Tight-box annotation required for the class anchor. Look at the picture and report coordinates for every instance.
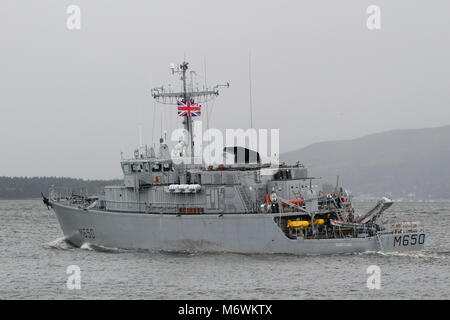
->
[41,192,52,210]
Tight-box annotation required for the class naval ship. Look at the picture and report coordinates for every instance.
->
[43,61,425,254]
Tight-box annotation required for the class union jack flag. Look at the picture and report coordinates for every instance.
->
[177,101,201,117]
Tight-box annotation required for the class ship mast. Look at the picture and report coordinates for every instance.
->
[151,61,229,163]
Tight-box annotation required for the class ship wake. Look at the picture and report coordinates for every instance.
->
[360,250,447,260]
[80,242,122,253]
[47,237,76,250]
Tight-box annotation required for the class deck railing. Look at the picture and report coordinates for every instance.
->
[378,221,424,234]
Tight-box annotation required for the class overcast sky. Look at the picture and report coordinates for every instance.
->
[1,0,449,179]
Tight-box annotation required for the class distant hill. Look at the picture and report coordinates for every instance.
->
[282,125,450,200]
[0,177,122,199]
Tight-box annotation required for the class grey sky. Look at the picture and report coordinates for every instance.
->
[1,0,449,179]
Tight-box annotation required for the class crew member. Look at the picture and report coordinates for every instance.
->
[270,188,278,213]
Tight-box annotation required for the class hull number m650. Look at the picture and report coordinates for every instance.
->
[393,234,425,247]
[79,228,95,239]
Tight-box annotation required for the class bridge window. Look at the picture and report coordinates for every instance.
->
[122,163,131,174]
[152,163,161,172]
[132,163,144,172]
[163,163,172,171]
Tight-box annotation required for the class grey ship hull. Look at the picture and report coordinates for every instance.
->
[52,202,425,254]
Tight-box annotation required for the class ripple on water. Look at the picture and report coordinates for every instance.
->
[1,199,450,299]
